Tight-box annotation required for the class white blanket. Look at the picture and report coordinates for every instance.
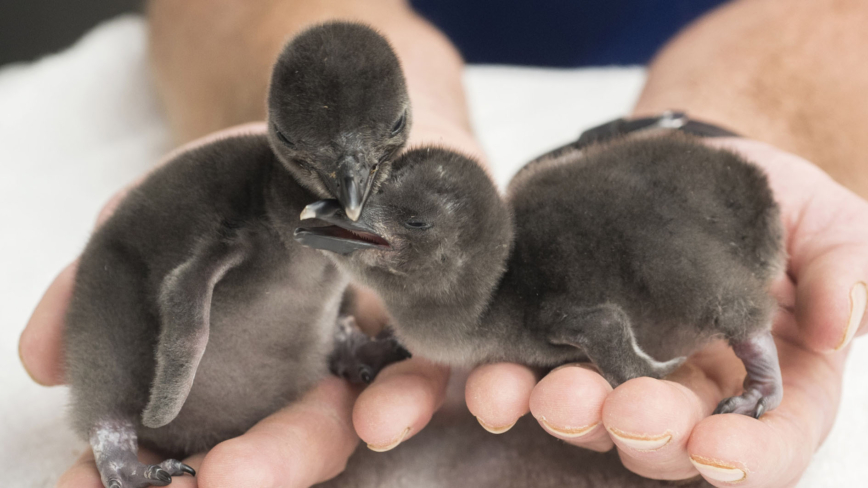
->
[0,16,864,487]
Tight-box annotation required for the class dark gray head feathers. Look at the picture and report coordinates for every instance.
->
[268,22,411,219]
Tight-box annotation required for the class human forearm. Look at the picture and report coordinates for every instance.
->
[148,0,482,158]
[633,0,868,197]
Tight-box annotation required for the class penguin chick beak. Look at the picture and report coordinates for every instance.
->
[294,199,390,255]
[335,158,371,221]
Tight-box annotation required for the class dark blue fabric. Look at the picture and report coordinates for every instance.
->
[409,0,728,67]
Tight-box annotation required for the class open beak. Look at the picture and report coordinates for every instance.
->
[294,199,390,255]
[335,156,372,221]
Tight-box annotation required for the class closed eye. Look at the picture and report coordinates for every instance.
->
[273,125,294,147]
[403,220,432,230]
[391,111,407,136]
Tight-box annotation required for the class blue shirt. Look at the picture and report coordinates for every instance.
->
[410,0,728,66]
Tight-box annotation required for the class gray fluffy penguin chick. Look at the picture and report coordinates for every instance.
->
[64,21,412,488]
[65,135,348,488]
[268,22,411,221]
[296,134,785,419]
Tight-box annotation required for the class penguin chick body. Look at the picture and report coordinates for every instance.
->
[297,134,785,418]
[65,134,346,486]
[64,21,413,488]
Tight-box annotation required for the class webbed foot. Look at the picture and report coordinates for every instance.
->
[90,419,195,488]
[102,459,195,488]
[713,331,782,418]
[330,315,411,384]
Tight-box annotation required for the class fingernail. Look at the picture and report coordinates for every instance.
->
[476,416,517,434]
[690,455,747,483]
[837,281,867,350]
[537,417,599,438]
[367,426,410,452]
[606,426,672,451]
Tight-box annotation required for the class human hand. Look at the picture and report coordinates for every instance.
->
[462,138,867,487]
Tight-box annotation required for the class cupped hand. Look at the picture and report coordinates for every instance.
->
[464,138,867,487]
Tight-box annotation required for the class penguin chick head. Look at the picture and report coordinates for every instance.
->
[268,21,411,221]
[295,147,513,296]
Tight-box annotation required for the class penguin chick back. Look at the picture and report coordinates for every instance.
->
[504,133,784,358]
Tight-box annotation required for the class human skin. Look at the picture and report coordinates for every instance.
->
[19,0,868,487]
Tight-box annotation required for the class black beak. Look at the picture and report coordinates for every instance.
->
[335,155,371,222]
[294,199,390,255]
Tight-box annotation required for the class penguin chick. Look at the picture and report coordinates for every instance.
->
[296,135,785,419]
[295,147,513,366]
[64,135,400,488]
[268,22,411,221]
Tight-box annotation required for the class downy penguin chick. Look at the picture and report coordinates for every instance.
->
[64,21,412,488]
[296,135,785,419]
[268,22,411,221]
[65,136,342,488]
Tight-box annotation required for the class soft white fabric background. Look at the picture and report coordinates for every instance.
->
[1,16,865,487]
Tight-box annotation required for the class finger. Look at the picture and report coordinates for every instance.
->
[687,339,845,487]
[56,450,103,488]
[602,363,723,479]
[529,363,614,452]
[57,448,203,488]
[708,138,868,351]
[19,261,77,386]
[465,363,537,434]
[199,377,359,488]
[795,247,868,351]
[352,357,449,452]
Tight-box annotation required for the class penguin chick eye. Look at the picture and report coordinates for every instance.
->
[390,111,407,136]
[403,220,432,230]
[274,127,294,147]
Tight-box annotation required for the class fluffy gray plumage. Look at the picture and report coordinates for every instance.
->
[268,22,411,220]
[65,135,345,486]
[64,21,412,488]
[297,133,785,418]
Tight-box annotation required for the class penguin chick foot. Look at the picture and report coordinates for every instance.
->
[713,331,783,418]
[104,460,194,488]
[329,315,411,384]
[547,303,686,387]
[90,419,195,488]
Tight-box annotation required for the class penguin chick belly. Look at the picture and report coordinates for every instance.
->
[137,242,347,455]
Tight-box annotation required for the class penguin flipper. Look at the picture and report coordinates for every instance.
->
[141,236,250,429]
[547,303,685,387]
